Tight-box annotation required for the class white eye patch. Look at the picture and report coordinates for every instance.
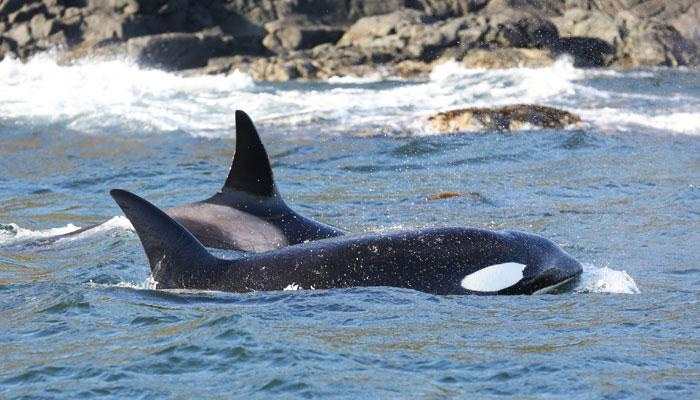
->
[460,262,526,292]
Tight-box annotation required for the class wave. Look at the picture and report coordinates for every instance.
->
[581,108,700,135]
[2,53,697,137]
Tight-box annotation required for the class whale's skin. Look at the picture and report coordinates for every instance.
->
[111,189,582,296]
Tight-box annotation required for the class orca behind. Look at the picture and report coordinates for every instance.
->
[111,189,583,296]
[45,110,344,252]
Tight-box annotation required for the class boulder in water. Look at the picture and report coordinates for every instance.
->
[429,105,582,132]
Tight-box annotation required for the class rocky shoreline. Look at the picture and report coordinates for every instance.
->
[1,1,698,81]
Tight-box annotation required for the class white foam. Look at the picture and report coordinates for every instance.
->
[87,275,157,290]
[54,216,134,243]
[460,262,526,292]
[0,54,255,135]
[575,263,640,294]
[0,222,81,245]
[579,108,700,135]
[2,52,697,136]
[326,73,384,84]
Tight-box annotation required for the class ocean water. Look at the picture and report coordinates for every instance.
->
[0,54,698,399]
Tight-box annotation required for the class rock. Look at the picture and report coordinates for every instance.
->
[0,0,25,20]
[671,2,700,47]
[392,59,433,78]
[461,48,554,69]
[553,8,619,45]
[414,0,489,18]
[338,9,429,47]
[481,9,560,49]
[82,12,128,43]
[429,105,582,132]
[553,8,698,67]
[263,18,344,53]
[29,13,57,39]
[5,23,32,47]
[427,191,462,201]
[127,32,235,70]
[7,2,47,25]
[616,14,698,67]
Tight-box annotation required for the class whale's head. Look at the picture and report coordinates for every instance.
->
[459,230,583,295]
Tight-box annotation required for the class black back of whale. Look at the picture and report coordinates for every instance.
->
[49,111,343,251]
[111,189,582,296]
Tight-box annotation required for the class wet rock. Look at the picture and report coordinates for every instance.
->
[127,31,235,70]
[461,48,554,69]
[429,105,582,132]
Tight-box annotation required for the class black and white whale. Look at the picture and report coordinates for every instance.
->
[111,189,583,295]
[49,110,343,251]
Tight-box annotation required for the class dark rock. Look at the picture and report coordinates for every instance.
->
[0,0,26,21]
[8,2,47,25]
[126,31,236,70]
[263,17,344,53]
[429,104,582,132]
[483,9,560,49]
[559,37,614,67]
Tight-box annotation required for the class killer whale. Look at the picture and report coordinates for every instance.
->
[111,189,583,295]
[48,110,344,251]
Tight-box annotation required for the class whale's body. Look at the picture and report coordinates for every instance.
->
[50,111,343,251]
[111,189,582,296]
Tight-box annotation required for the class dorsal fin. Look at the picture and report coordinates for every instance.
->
[110,189,220,288]
[223,110,277,197]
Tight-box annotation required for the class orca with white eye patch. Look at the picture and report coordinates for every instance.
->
[111,189,583,296]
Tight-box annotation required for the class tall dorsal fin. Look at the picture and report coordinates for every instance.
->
[223,110,277,197]
[110,189,220,288]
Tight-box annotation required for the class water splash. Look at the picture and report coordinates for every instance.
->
[2,53,697,136]
[56,216,133,243]
[575,263,640,294]
[0,222,81,245]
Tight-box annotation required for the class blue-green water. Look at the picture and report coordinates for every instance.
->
[0,56,698,398]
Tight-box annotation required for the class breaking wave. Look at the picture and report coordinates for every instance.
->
[2,53,697,137]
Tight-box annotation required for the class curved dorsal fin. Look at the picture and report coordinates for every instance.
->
[110,189,220,288]
[223,110,277,197]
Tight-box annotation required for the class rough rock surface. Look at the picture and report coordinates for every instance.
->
[0,0,697,78]
[429,105,582,132]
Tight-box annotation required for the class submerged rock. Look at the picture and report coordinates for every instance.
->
[429,105,582,132]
